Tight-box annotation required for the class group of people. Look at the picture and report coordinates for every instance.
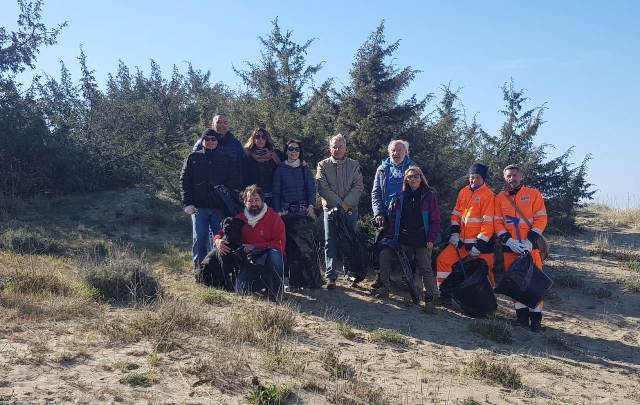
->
[180,113,548,332]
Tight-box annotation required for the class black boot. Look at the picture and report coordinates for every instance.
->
[371,273,383,289]
[512,308,530,327]
[530,312,543,332]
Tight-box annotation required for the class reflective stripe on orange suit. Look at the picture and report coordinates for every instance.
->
[436,245,495,287]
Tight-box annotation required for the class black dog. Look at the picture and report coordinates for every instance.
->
[199,217,245,290]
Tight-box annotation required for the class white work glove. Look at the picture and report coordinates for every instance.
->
[520,239,533,253]
[505,238,525,254]
[449,233,460,246]
[470,246,481,257]
[184,205,197,215]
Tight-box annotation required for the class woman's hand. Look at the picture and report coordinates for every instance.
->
[374,215,385,227]
[307,206,317,220]
[243,244,255,253]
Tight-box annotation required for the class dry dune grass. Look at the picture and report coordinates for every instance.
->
[2,189,640,404]
[585,204,640,229]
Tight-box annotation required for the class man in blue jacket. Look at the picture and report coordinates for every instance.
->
[371,139,416,227]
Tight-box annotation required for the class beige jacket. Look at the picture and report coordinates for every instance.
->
[315,157,364,211]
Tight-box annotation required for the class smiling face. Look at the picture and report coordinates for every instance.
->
[405,170,422,191]
[329,139,346,160]
[286,142,301,161]
[504,168,523,190]
[212,115,230,135]
[202,135,218,150]
[244,191,264,215]
[253,131,267,148]
[390,143,407,165]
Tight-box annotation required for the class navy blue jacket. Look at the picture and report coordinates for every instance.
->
[272,162,316,213]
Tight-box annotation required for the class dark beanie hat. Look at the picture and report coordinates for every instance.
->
[468,163,488,179]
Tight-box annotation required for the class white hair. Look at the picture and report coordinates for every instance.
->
[329,133,347,147]
[388,139,409,154]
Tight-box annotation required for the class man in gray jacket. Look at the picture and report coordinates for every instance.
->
[316,134,365,289]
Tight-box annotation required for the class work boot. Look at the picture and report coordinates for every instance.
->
[326,279,337,290]
[371,286,389,298]
[512,308,530,328]
[529,312,543,332]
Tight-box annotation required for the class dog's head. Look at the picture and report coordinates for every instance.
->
[220,217,244,247]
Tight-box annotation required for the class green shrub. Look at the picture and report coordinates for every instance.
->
[0,228,65,255]
[369,328,409,346]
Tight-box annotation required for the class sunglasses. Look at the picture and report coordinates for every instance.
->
[287,146,301,152]
[406,174,420,180]
[203,136,217,142]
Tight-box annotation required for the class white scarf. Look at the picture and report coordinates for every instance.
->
[285,159,301,168]
[244,203,268,227]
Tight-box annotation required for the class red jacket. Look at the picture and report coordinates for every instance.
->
[214,207,286,254]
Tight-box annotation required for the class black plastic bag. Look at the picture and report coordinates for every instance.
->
[212,185,243,217]
[495,253,552,308]
[327,209,367,283]
[283,215,324,289]
[440,258,497,317]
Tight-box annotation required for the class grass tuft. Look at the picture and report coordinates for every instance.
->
[82,244,161,304]
[368,328,409,346]
[247,383,292,405]
[118,372,157,387]
[0,227,66,256]
[622,274,640,293]
[466,356,522,389]
[337,323,358,340]
[222,302,297,345]
[552,271,584,289]
[320,351,356,381]
[198,288,230,305]
[468,320,512,344]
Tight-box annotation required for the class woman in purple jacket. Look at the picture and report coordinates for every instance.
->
[374,166,441,313]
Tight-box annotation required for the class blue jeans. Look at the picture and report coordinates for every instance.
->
[323,210,358,281]
[191,207,224,268]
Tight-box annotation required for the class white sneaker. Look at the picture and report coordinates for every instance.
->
[283,278,291,293]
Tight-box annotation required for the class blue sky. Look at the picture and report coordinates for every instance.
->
[2,0,639,207]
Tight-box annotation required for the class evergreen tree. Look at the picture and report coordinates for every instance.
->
[481,79,594,230]
[335,21,426,212]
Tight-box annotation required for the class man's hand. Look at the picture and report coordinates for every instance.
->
[307,206,317,220]
[470,246,481,257]
[374,215,385,227]
[426,242,434,251]
[340,201,350,211]
[505,238,525,254]
[520,239,533,253]
[242,243,255,253]
[215,238,230,255]
[449,233,460,246]
[184,205,197,215]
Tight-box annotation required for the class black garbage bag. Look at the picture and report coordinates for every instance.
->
[495,253,553,308]
[212,185,243,217]
[327,208,367,283]
[379,239,419,303]
[440,258,497,317]
[283,215,324,289]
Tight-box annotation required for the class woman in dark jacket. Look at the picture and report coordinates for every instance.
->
[180,129,240,276]
[375,165,441,312]
[272,139,322,290]
[272,139,316,216]
[241,128,282,206]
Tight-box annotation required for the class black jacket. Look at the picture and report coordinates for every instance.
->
[241,149,283,193]
[180,149,241,209]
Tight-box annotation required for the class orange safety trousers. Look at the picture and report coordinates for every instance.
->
[503,250,544,311]
[436,244,495,287]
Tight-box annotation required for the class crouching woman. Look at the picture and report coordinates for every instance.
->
[374,166,441,312]
[213,185,286,300]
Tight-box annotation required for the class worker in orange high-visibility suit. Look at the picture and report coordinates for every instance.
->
[494,164,548,332]
[436,163,496,303]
